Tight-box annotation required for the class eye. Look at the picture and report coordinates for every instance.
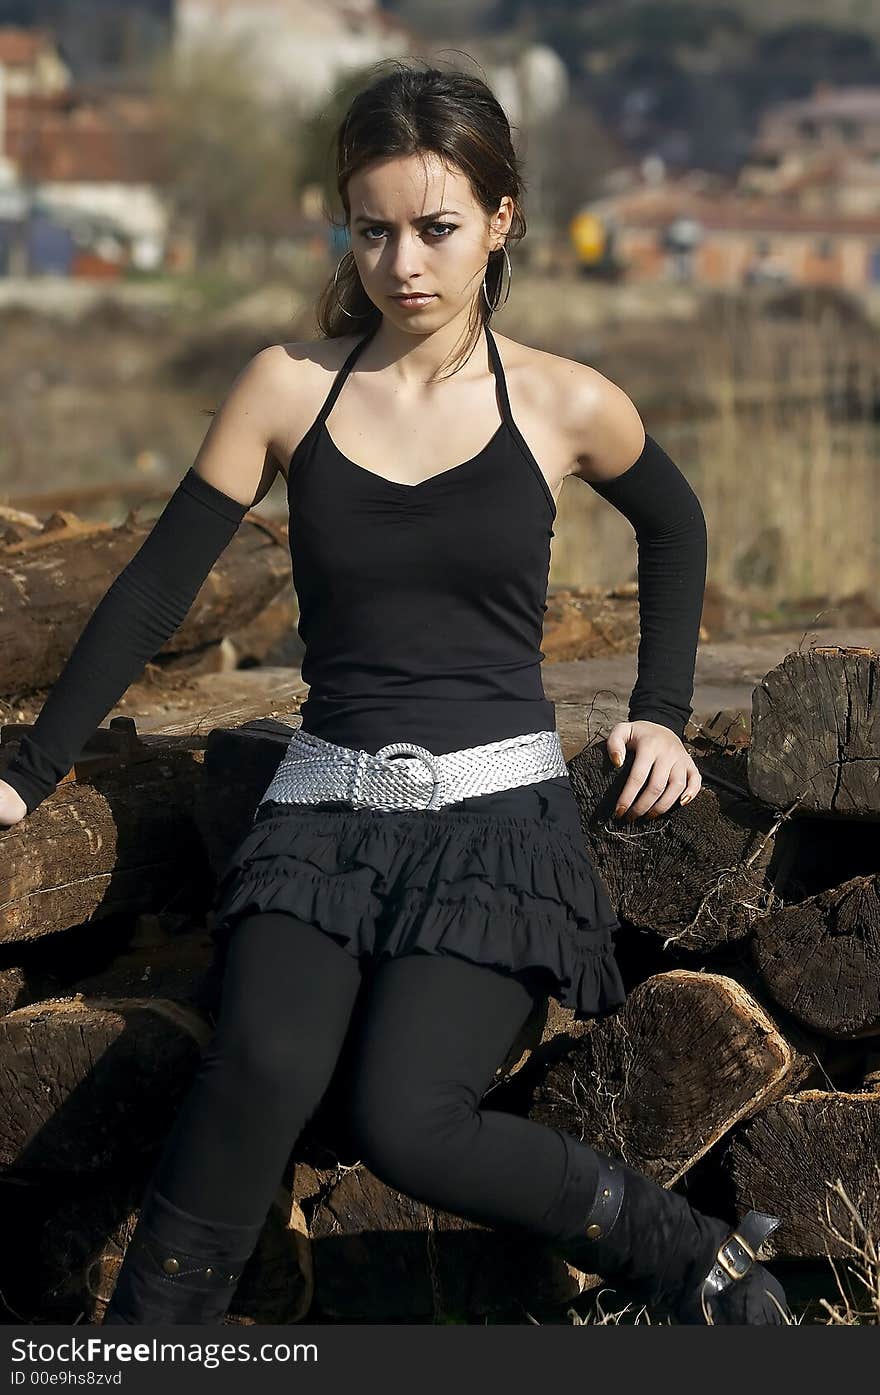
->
[360,223,457,241]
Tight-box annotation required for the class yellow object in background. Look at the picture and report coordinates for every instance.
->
[570,211,606,263]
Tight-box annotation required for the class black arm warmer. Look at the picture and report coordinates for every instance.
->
[587,433,708,741]
[1,469,250,814]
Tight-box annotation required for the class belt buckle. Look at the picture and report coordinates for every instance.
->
[370,742,444,811]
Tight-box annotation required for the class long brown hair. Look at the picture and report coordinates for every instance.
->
[314,59,527,379]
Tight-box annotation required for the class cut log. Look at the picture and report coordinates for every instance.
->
[121,669,307,737]
[0,995,210,1174]
[225,590,302,669]
[749,874,880,1039]
[194,719,300,876]
[748,647,880,818]
[60,920,218,1016]
[0,965,43,1018]
[567,739,780,952]
[0,509,291,698]
[0,744,212,944]
[1,666,308,736]
[724,1088,880,1260]
[293,1158,584,1321]
[527,971,812,1186]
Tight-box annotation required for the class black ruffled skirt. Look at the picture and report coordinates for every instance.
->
[209,773,626,1023]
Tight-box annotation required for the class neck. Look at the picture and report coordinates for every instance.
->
[359,309,489,387]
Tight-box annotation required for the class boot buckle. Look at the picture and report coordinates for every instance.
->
[715,1232,756,1281]
[703,1210,781,1299]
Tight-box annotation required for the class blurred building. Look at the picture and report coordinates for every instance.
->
[577,133,880,294]
[0,27,169,276]
[740,82,880,216]
[0,26,70,98]
[173,0,418,112]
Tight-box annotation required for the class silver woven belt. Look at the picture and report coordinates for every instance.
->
[258,727,568,812]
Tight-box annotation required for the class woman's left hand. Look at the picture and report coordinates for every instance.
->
[606,720,701,821]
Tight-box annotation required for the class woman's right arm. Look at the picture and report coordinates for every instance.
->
[0,346,291,825]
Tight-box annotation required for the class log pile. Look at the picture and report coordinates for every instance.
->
[0,503,878,1323]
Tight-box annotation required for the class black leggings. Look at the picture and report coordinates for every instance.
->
[151,910,599,1246]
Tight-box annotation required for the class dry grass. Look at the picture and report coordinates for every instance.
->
[816,1171,880,1325]
[550,290,880,612]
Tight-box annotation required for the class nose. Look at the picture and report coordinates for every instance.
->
[384,232,425,285]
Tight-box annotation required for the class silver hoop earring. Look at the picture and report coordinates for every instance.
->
[333,248,372,318]
[482,245,512,314]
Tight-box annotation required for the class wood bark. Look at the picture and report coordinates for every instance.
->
[748,646,880,817]
[0,744,212,944]
[0,995,210,1174]
[526,971,812,1187]
[0,511,290,698]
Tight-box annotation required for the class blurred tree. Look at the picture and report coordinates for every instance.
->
[146,39,302,269]
[291,63,395,237]
[381,0,498,39]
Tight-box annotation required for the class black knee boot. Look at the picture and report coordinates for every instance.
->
[555,1151,792,1325]
[102,1181,263,1326]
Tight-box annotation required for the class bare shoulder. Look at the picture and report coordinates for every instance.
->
[491,335,645,483]
[517,342,645,485]
[256,334,360,406]
[255,335,362,472]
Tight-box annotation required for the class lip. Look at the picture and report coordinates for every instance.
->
[391,293,436,305]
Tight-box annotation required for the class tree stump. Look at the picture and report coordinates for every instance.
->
[194,720,299,876]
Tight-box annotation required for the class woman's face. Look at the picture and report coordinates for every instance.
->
[346,152,512,328]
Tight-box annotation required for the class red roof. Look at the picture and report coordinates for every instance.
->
[611,190,880,237]
[0,26,57,67]
[4,91,168,184]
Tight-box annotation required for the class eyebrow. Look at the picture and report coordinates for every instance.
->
[352,210,460,226]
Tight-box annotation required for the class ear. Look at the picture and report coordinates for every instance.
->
[491,196,515,245]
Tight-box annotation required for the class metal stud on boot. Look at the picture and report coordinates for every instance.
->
[101,1184,261,1326]
[555,1151,792,1325]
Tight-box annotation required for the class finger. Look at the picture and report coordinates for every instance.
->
[679,770,703,807]
[625,769,679,820]
[614,753,663,818]
[645,771,690,818]
[623,760,690,821]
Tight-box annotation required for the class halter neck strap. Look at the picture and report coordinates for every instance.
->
[313,320,380,429]
[314,320,512,430]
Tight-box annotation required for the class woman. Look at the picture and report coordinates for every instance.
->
[0,62,790,1327]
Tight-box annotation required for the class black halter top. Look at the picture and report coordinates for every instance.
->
[286,322,559,756]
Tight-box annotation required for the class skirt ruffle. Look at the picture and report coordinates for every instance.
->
[210,784,626,1023]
